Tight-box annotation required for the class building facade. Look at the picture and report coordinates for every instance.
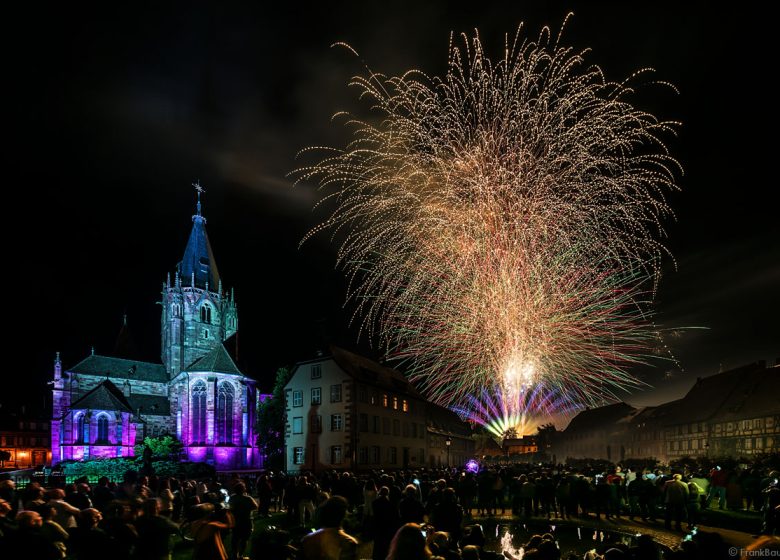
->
[554,361,780,463]
[50,194,263,470]
[284,347,474,473]
[0,411,51,469]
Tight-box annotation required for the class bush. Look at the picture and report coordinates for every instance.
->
[59,457,215,482]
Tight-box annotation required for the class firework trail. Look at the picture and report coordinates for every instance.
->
[295,17,680,415]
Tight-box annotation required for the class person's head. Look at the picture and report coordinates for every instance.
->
[462,545,480,560]
[80,508,102,528]
[318,496,349,529]
[378,486,390,497]
[404,484,417,497]
[387,523,431,560]
[17,510,43,529]
[673,474,683,481]
[34,503,57,521]
[47,488,66,501]
[143,498,160,517]
[233,483,247,495]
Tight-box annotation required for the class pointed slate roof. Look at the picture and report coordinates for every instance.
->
[70,380,134,413]
[178,205,220,290]
[184,343,243,375]
[68,354,168,383]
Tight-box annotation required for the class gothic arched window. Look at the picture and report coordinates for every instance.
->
[200,304,212,324]
[191,380,207,444]
[97,415,109,443]
[216,382,234,444]
[76,414,86,443]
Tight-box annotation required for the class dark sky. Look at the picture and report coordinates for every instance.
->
[10,1,779,414]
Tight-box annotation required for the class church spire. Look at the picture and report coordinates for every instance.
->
[178,180,220,290]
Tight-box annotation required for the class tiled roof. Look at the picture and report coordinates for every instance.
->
[330,346,423,398]
[70,380,134,413]
[185,343,243,376]
[659,362,766,425]
[127,394,171,416]
[67,355,168,383]
[565,402,636,432]
[179,213,220,290]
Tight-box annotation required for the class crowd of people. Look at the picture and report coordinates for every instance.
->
[0,460,778,560]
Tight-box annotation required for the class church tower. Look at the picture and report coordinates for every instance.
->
[161,185,238,377]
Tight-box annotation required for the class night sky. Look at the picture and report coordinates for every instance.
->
[11,1,779,416]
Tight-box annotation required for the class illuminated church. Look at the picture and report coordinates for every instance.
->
[50,190,263,470]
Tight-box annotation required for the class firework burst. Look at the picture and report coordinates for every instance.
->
[295,17,680,413]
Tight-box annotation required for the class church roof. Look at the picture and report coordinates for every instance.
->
[128,394,171,416]
[68,355,168,383]
[184,343,243,376]
[178,209,220,290]
[70,380,134,413]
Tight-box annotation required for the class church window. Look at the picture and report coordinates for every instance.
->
[191,381,207,444]
[172,304,181,318]
[97,415,109,443]
[203,329,209,339]
[76,414,86,443]
[200,304,212,324]
[217,382,235,444]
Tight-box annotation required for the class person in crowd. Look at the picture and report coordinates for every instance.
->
[386,523,432,560]
[35,502,69,558]
[663,473,689,531]
[299,495,358,560]
[132,498,180,560]
[372,486,400,560]
[686,479,703,529]
[48,487,82,529]
[191,503,235,560]
[229,482,258,560]
[6,509,63,560]
[99,501,139,560]
[400,483,426,525]
[68,508,113,560]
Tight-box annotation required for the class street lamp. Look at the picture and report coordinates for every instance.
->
[445,436,452,468]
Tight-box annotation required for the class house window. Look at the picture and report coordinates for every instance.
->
[393,419,400,436]
[200,305,212,324]
[371,446,380,464]
[292,391,303,407]
[388,447,397,464]
[402,400,409,413]
[373,415,380,434]
[293,417,303,434]
[191,380,207,444]
[358,386,368,402]
[383,417,390,435]
[293,447,305,465]
[311,415,322,433]
[403,422,409,438]
[359,447,368,464]
[331,414,343,432]
[330,384,342,403]
[311,387,322,405]
[412,423,417,438]
[216,382,235,444]
[331,446,343,464]
[383,394,388,408]
[392,396,398,410]
[311,364,322,379]
[97,415,109,443]
[359,413,368,432]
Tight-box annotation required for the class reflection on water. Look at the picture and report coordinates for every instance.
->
[487,522,648,558]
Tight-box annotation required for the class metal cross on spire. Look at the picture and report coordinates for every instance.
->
[193,179,206,216]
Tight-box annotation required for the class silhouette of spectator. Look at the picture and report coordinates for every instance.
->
[299,495,358,560]
[387,523,431,560]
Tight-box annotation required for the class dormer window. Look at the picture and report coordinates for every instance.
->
[200,304,212,324]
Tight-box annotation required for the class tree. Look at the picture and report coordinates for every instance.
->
[535,422,559,461]
[133,435,183,460]
[256,366,293,470]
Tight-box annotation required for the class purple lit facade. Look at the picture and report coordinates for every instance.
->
[51,195,265,470]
